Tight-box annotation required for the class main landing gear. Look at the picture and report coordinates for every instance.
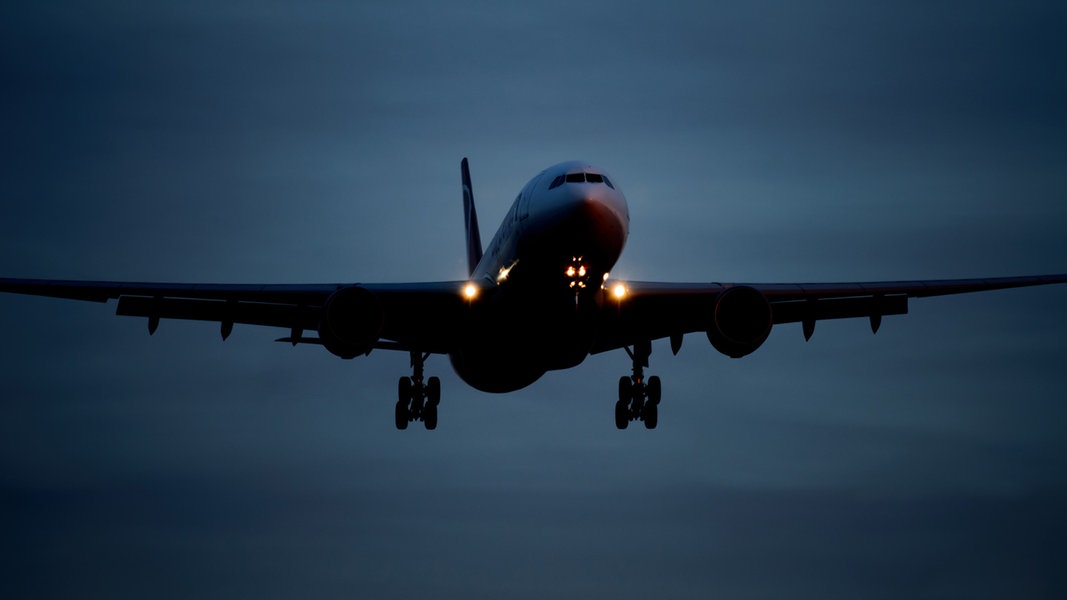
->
[615,340,660,430]
[395,351,440,430]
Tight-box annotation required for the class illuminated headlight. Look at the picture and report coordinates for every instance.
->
[565,256,591,290]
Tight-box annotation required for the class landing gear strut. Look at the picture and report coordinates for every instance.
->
[615,340,660,430]
[395,351,440,430]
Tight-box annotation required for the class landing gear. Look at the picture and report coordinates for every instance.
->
[615,340,661,430]
[395,351,440,430]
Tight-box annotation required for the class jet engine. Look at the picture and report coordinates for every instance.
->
[318,286,384,359]
[706,286,773,358]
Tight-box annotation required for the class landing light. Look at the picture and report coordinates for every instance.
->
[463,283,479,300]
[496,260,518,283]
[612,283,627,299]
[564,257,592,290]
[496,265,511,283]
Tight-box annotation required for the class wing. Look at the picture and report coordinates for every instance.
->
[0,277,468,354]
[592,274,1067,354]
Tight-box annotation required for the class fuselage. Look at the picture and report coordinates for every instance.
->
[449,161,630,392]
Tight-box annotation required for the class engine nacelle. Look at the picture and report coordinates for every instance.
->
[318,286,383,359]
[706,286,773,358]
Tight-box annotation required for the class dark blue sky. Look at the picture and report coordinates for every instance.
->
[3,1,1067,598]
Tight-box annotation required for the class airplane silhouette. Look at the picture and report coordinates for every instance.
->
[3,158,1065,430]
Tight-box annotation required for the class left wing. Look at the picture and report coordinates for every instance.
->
[0,278,468,355]
[592,274,1067,355]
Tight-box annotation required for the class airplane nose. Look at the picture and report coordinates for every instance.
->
[573,193,627,254]
[521,187,629,277]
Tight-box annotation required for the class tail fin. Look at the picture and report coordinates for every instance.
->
[461,157,483,276]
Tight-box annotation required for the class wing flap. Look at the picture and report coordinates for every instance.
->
[770,294,908,325]
[116,296,321,331]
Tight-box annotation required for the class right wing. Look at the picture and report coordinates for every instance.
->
[592,274,1067,355]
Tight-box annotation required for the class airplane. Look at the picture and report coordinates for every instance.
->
[2,158,1066,431]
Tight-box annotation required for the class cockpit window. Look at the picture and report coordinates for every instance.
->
[548,171,616,190]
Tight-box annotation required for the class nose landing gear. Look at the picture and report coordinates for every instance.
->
[395,351,440,430]
[615,340,661,430]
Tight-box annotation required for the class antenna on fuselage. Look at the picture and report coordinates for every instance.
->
[461,157,483,276]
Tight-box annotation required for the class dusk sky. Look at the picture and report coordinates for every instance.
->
[2,1,1067,598]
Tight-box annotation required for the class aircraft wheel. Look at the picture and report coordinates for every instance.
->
[618,376,632,403]
[646,376,661,405]
[395,399,409,430]
[643,403,658,429]
[617,376,633,429]
[615,399,629,430]
[427,376,441,406]
[423,405,438,430]
[396,377,411,430]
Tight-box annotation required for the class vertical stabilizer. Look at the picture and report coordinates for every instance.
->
[461,158,483,276]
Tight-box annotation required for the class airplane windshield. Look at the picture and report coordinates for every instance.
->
[548,172,615,190]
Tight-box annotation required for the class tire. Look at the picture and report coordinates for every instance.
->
[618,376,632,403]
[615,399,629,430]
[427,376,441,406]
[395,377,411,430]
[617,376,633,429]
[643,404,658,429]
[423,405,438,430]
[395,398,409,430]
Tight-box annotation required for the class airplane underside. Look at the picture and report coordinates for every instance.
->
[392,287,663,430]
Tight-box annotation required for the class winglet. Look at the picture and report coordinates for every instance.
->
[461,158,483,276]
